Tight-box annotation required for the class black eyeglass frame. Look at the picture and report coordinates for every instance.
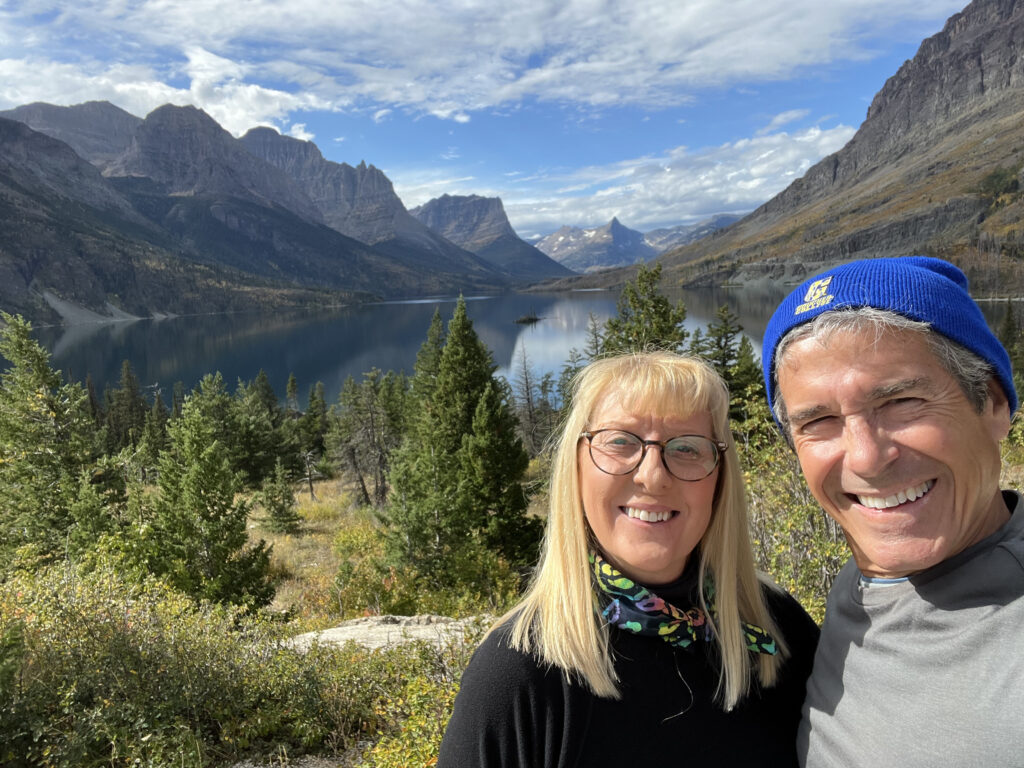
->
[579,429,728,481]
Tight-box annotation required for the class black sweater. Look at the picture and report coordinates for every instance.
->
[437,586,819,768]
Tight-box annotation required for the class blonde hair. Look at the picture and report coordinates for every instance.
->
[501,351,785,710]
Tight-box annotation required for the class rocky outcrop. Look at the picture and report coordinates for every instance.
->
[109,106,324,224]
[410,194,574,279]
[0,117,145,224]
[0,101,141,171]
[411,194,517,251]
[240,128,502,279]
[536,217,657,272]
[643,214,742,252]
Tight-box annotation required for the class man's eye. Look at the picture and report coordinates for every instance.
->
[795,415,836,435]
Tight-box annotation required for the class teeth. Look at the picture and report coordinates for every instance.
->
[625,507,673,522]
[857,480,934,509]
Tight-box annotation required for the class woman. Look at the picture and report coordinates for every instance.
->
[437,352,819,767]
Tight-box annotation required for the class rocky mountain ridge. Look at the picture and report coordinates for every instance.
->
[239,129,499,278]
[409,194,573,279]
[535,217,656,272]
[649,0,1024,291]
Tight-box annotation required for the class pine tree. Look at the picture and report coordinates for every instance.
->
[456,380,540,567]
[327,369,408,506]
[285,372,300,415]
[104,360,148,453]
[300,380,328,457]
[134,395,170,481]
[259,458,301,534]
[601,263,688,354]
[147,392,273,608]
[232,374,281,485]
[0,314,98,564]
[409,307,445,416]
[388,298,533,580]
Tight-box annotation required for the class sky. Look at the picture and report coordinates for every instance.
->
[0,1,969,239]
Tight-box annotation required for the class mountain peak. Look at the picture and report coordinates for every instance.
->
[410,194,573,280]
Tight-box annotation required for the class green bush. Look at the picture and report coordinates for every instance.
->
[334,514,522,620]
[734,387,846,623]
[356,625,483,768]
[0,560,400,766]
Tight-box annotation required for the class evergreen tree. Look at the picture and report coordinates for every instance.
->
[232,374,282,485]
[431,298,496,456]
[327,368,408,506]
[258,458,301,534]
[300,381,328,457]
[134,395,170,481]
[601,263,688,354]
[0,314,98,564]
[171,381,185,419]
[104,360,148,453]
[147,392,273,608]
[388,298,532,580]
[285,372,300,415]
[409,307,445,415]
[456,380,541,567]
[693,305,743,378]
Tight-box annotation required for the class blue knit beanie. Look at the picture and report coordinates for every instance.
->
[761,256,1017,420]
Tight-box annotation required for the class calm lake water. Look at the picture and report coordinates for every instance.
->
[32,284,1007,405]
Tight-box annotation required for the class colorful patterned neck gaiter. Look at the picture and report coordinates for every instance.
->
[590,551,777,654]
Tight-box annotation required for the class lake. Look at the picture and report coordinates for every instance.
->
[32,283,1008,405]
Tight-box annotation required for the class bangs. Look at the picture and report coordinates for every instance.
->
[581,354,727,431]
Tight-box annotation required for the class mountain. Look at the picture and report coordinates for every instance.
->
[0,103,517,323]
[239,128,500,279]
[409,194,574,280]
[643,214,743,252]
[535,218,657,272]
[648,0,1024,293]
[0,116,353,325]
[0,101,141,170]
[110,106,324,225]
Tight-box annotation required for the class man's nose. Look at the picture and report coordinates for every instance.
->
[842,417,898,476]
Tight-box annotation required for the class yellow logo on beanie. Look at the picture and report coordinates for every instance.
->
[795,276,834,315]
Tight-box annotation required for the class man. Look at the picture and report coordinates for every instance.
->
[760,256,1024,767]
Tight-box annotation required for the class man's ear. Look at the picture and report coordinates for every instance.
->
[987,378,1012,442]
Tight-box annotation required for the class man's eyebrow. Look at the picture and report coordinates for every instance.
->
[786,377,933,426]
[865,377,932,401]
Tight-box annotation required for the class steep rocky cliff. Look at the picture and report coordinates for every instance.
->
[240,128,501,279]
[410,194,574,279]
[644,0,1024,291]
[0,101,141,171]
[110,106,323,225]
[0,117,351,323]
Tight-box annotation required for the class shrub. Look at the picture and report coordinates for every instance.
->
[0,560,398,766]
[335,514,522,619]
[356,624,483,768]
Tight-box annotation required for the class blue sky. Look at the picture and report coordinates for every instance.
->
[0,0,968,238]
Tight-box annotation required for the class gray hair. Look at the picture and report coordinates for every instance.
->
[772,307,995,442]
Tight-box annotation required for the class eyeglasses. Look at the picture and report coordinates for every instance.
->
[579,429,727,481]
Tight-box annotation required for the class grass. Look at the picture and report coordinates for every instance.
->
[252,479,361,632]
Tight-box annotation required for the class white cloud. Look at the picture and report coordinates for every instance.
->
[288,122,314,141]
[0,0,966,121]
[501,122,857,234]
[372,108,392,123]
[758,108,811,135]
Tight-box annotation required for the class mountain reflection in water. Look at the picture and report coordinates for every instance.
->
[38,282,1005,406]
